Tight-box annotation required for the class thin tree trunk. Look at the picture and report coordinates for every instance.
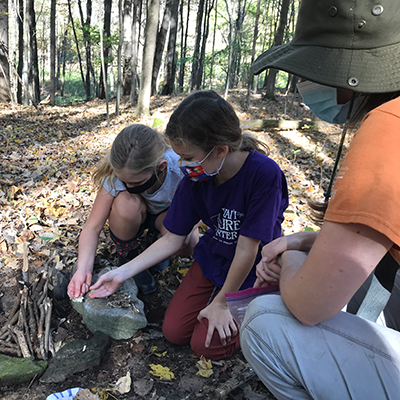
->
[208,1,217,90]
[0,0,10,102]
[68,0,86,97]
[17,0,23,104]
[26,0,40,104]
[151,0,173,95]
[161,0,180,95]
[130,0,141,103]
[264,0,290,99]
[116,0,123,115]
[246,0,261,107]
[190,0,205,91]
[78,0,92,99]
[50,0,56,105]
[178,0,190,92]
[100,24,110,126]
[137,0,160,115]
[99,0,112,99]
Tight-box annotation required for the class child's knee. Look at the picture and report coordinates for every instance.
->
[111,192,146,221]
[162,319,190,345]
[190,319,239,361]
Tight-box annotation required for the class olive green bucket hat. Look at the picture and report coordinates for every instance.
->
[251,0,400,93]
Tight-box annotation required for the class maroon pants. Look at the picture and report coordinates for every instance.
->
[162,261,240,360]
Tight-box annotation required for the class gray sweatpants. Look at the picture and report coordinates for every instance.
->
[240,286,400,400]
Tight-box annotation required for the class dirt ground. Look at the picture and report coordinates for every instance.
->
[0,89,346,399]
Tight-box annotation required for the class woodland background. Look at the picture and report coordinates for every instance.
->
[0,0,298,114]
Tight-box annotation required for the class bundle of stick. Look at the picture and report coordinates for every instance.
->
[0,265,54,360]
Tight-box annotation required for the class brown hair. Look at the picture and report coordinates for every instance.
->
[92,124,169,190]
[165,90,269,155]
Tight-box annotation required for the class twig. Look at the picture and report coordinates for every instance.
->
[10,325,31,358]
[22,242,29,284]
[44,298,52,357]
[38,303,47,360]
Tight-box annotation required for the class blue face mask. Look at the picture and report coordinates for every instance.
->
[297,81,351,125]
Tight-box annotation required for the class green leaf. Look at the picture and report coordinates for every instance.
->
[304,226,314,231]
[152,118,164,128]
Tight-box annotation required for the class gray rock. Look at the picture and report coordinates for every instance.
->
[71,268,147,340]
[0,354,48,386]
[40,331,110,383]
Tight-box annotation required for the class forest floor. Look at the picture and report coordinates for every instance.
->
[0,89,349,399]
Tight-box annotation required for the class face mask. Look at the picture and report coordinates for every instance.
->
[124,172,158,194]
[297,81,351,125]
[178,147,226,182]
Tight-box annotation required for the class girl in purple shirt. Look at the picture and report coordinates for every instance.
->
[90,91,288,360]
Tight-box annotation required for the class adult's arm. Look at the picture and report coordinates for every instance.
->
[279,221,392,325]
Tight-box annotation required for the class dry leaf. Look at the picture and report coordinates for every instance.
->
[196,356,213,378]
[114,370,131,394]
[149,364,175,381]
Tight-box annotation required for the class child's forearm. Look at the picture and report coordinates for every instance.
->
[77,226,100,273]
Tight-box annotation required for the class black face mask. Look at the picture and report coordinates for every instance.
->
[124,173,158,194]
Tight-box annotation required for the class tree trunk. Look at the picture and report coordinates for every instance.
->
[130,0,141,102]
[99,0,112,99]
[151,0,174,95]
[264,0,290,99]
[69,0,86,97]
[196,0,214,89]
[50,0,56,105]
[208,1,217,89]
[78,0,92,99]
[137,0,160,115]
[223,0,234,99]
[246,0,261,107]
[178,0,190,92]
[161,0,180,95]
[116,0,123,115]
[17,0,23,104]
[122,0,133,95]
[26,0,40,104]
[190,0,205,91]
[100,23,110,125]
[0,0,10,102]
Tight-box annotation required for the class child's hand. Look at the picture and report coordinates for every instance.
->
[197,299,238,348]
[89,269,126,298]
[68,269,92,298]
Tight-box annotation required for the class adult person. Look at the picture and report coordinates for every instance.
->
[240,1,400,399]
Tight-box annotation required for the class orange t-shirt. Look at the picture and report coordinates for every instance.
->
[324,96,400,264]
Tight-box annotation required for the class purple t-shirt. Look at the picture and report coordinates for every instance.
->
[163,150,289,289]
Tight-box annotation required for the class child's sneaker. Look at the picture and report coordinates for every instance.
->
[133,270,156,295]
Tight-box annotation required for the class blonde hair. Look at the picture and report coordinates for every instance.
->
[92,124,169,190]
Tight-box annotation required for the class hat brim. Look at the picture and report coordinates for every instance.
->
[251,41,400,93]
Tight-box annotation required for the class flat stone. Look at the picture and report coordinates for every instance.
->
[71,268,147,340]
[0,354,48,386]
[40,331,111,383]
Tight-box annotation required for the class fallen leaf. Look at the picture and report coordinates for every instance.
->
[114,370,131,394]
[196,356,213,378]
[149,364,175,381]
